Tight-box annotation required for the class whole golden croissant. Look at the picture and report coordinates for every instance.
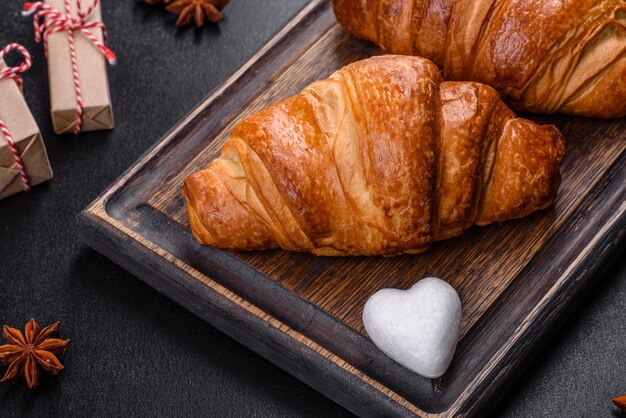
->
[333,0,626,118]
[184,56,565,256]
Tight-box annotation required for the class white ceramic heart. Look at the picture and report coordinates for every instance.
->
[363,277,462,379]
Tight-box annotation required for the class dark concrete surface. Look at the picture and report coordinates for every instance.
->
[0,0,624,416]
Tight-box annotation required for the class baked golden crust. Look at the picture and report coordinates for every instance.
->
[184,56,565,256]
[333,0,626,118]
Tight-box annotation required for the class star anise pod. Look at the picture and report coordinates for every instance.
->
[614,394,626,413]
[0,319,70,389]
[167,0,230,27]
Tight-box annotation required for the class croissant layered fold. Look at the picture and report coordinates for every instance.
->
[184,56,565,256]
[333,0,626,118]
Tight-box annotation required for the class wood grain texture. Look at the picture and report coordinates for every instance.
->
[78,1,626,416]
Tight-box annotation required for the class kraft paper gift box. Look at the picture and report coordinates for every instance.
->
[45,0,115,134]
[0,61,53,200]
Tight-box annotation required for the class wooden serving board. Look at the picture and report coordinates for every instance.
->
[79,1,626,416]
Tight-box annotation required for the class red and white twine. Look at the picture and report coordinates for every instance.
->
[0,43,33,192]
[23,0,117,135]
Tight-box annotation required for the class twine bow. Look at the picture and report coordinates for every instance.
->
[23,0,117,135]
[0,44,33,192]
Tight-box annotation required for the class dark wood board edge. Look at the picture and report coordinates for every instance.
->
[117,204,438,409]
[76,209,421,418]
[472,240,625,418]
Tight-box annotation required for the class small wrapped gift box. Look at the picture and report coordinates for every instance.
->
[0,47,53,200]
[24,0,116,135]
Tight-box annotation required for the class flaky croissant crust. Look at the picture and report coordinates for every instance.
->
[184,56,565,256]
[333,0,626,118]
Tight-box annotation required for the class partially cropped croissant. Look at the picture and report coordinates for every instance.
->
[184,56,565,256]
[333,0,626,118]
